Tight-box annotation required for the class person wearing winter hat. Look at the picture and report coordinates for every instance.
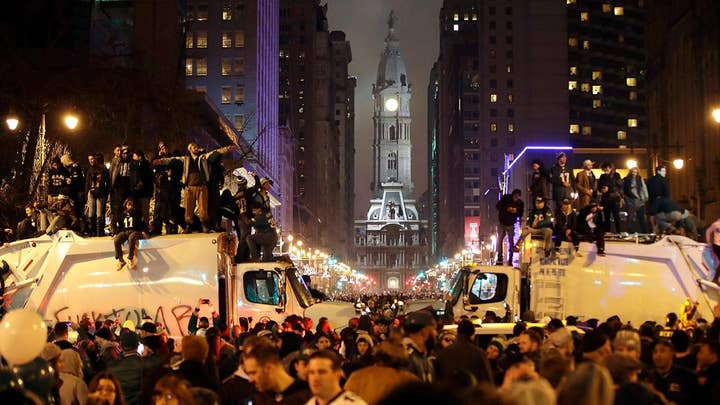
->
[42,342,89,405]
[580,329,611,364]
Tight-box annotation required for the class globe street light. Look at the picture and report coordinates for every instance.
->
[673,159,684,170]
[6,117,19,131]
[712,108,720,123]
[64,114,79,130]
[626,159,638,169]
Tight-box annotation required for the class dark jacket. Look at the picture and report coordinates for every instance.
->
[598,172,623,206]
[435,335,493,385]
[647,174,670,202]
[108,353,144,405]
[86,165,111,199]
[496,194,524,227]
[132,158,154,199]
[576,205,604,235]
[549,164,575,201]
[650,366,699,405]
[529,168,550,200]
[176,359,219,391]
[119,209,145,232]
[65,163,85,199]
[47,166,70,197]
[699,360,720,403]
[555,209,578,240]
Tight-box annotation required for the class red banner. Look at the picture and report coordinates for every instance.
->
[464,217,481,250]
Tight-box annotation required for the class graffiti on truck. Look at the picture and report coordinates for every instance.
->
[52,304,194,336]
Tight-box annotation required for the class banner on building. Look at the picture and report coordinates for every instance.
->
[464,217,481,250]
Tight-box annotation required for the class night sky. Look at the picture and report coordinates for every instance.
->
[326,0,443,216]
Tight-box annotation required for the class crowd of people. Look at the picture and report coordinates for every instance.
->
[3,300,720,405]
[495,152,704,264]
[0,141,280,268]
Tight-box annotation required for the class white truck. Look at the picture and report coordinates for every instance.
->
[0,231,355,336]
[443,236,720,332]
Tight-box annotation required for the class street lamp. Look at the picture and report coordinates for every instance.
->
[5,117,19,131]
[712,108,720,123]
[672,159,684,170]
[64,114,79,130]
[626,159,638,169]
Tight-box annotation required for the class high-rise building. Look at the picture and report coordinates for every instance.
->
[645,0,720,220]
[280,1,354,260]
[428,62,440,260]
[355,12,428,290]
[567,0,647,149]
[432,0,568,257]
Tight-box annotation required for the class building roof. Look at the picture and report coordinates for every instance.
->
[376,11,408,88]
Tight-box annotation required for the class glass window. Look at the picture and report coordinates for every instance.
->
[222,5,232,20]
[195,86,206,94]
[472,13,478,21]
[614,6,624,15]
[602,3,612,12]
[568,37,578,47]
[628,118,638,128]
[185,58,193,76]
[196,58,207,76]
[221,58,231,76]
[490,123,497,132]
[235,85,244,104]
[221,87,231,104]
[507,64,512,73]
[234,114,245,131]
[507,93,513,103]
[197,31,208,48]
[197,4,208,21]
[570,66,578,75]
[593,99,602,109]
[582,126,592,135]
[222,32,232,48]
[186,33,193,48]
[453,13,459,21]
[629,91,638,101]
[569,81,578,91]
[448,270,466,305]
[592,70,602,80]
[567,0,576,4]
[453,24,459,31]
[592,85,602,95]
[235,30,245,47]
[490,93,498,103]
[626,77,637,87]
[570,124,580,134]
[286,267,314,308]
[468,273,508,304]
[243,270,281,306]
[581,83,590,92]
[233,57,245,75]
[580,12,589,22]
[583,40,590,50]
[507,123,514,132]
[617,130,627,140]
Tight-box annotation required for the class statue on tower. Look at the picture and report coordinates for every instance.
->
[388,10,397,30]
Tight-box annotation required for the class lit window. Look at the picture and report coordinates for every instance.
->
[570,124,580,134]
[221,58,231,76]
[234,115,245,131]
[507,93,513,103]
[602,4,612,13]
[463,13,469,21]
[567,0,576,4]
[628,118,638,127]
[582,126,592,135]
[618,34,625,44]
[195,86,207,94]
[583,40,590,50]
[222,32,232,48]
[507,123,514,132]
[593,99,602,109]
[235,31,245,48]
[490,94,498,103]
[617,130,627,140]
[629,91,638,101]
[592,70,602,80]
[222,5,232,20]
[196,58,207,76]
[197,4,208,21]
[570,66,578,75]
[197,31,208,48]
[235,85,244,104]
[453,24,459,31]
[453,13,459,21]
[186,33,193,48]
[568,37,578,47]
[472,13,478,21]
[592,85,602,95]
[507,64,512,73]
[614,6,624,16]
[569,81,578,91]
[580,12,589,22]
[233,57,245,75]
[490,123,497,132]
[626,77,637,87]
[221,87,231,104]
[581,83,590,92]
[185,58,193,76]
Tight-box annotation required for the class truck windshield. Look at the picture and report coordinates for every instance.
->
[468,273,508,304]
[448,270,465,305]
[286,267,314,309]
[243,270,282,306]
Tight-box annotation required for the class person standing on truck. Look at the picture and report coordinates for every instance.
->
[706,218,720,284]
[113,198,146,270]
[496,189,524,265]
[554,198,579,253]
[247,204,278,262]
[623,166,649,233]
[598,162,624,234]
[549,152,575,215]
[529,159,550,202]
[150,142,184,236]
[153,142,237,234]
[575,159,597,210]
[514,196,554,258]
[110,145,135,235]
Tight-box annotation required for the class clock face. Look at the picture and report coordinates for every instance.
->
[384,97,399,112]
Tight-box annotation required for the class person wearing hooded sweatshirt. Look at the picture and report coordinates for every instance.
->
[61,154,86,228]
[86,153,111,237]
[47,156,70,203]
[110,145,135,235]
